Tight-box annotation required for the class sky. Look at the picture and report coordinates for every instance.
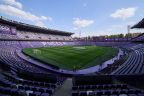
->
[0,0,144,37]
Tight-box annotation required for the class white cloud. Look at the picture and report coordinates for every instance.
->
[73,18,94,29]
[0,5,42,21]
[110,7,137,20]
[2,0,22,9]
[0,0,52,27]
[41,16,52,21]
[41,16,48,20]
[73,27,78,30]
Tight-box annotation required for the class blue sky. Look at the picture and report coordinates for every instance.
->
[0,0,144,37]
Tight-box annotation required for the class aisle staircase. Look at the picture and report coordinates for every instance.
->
[53,78,72,96]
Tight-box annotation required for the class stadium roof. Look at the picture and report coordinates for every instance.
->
[0,17,74,36]
[131,18,144,29]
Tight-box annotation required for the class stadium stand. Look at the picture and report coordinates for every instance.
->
[110,18,144,75]
[0,17,73,41]
[72,75,144,96]
[111,44,144,75]
[131,33,144,42]
[0,17,144,96]
[131,18,144,42]
[0,71,65,96]
[99,51,128,74]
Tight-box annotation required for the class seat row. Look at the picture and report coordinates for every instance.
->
[72,89,144,96]
[112,48,144,75]
[72,84,128,91]
[72,75,144,96]
[0,86,50,96]
[0,72,65,96]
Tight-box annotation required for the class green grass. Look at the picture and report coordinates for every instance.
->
[22,46,118,70]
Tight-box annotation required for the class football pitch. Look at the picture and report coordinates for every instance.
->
[22,46,118,70]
